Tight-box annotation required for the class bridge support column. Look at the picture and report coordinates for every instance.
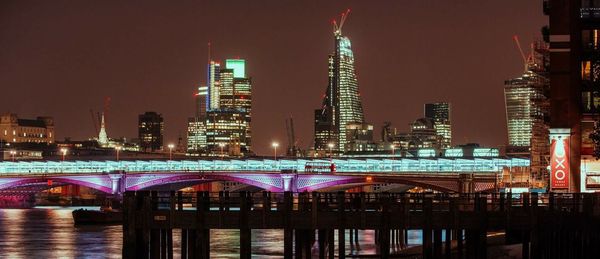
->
[458,173,474,193]
[109,172,125,196]
[281,174,296,192]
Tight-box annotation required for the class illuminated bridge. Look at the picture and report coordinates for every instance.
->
[0,157,529,195]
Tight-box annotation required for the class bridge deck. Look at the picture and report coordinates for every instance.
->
[0,157,530,174]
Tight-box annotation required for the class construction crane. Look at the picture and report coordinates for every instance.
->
[89,109,98,135]
[513,35,534,72]
[285,117,299,157]
[332,9,351,36]
[103,96,111,124]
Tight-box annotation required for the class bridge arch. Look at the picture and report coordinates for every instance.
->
[125,173,283,192]
[0,176,113,194]
[298,175,458,193]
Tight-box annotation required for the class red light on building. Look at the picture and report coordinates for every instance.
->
[47,179,53,186]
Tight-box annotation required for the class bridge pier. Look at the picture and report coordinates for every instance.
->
[109,172,125,196]
[281,174,296,192]
[458,173,474,193]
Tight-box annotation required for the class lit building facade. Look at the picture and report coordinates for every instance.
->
[208,61,221,110]
[188,85,209,154]
[138,112,164,152]
[424,103,452,148]
[544,0,599,191]
[188,56,253,157]
[205,110,250,156]
[314,12,365,154]
[0,114,54,144]
[504,41,550,181]
[186,117,207,154]
[195,86,208,118]
[345,122,376,152]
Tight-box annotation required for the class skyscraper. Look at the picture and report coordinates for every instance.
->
[138,112,164,152]
[424,103,452,148]
[188,86,209,154]
[189,55,253,157]
[195,86,208,118]
[504,40,549,180]
[205,110,250,156]
[314,10,365,154]
[207,61,221,110]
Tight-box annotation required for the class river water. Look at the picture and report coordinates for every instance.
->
[0,207,425,258]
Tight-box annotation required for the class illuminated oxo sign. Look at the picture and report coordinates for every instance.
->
[550,129,571,190]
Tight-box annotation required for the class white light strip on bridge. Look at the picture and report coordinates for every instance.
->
[0,158,530,174]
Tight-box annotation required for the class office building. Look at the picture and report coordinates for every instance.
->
[504,40,550,181]
[207,61,221,110]
[195,86,208,118]
[187,55,253,156]
[138,112,164,152]
[186,117,206,154]
[0,113,54,144]
[424,103,452,148]
[205,110,250,156]
[345,122,376,152]
[382,118,443,156]
[314,11,365,154]
[543,0,600,191]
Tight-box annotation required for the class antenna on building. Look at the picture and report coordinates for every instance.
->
[207,42,211,63]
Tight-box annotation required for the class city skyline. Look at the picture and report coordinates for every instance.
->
[0,1,546,155]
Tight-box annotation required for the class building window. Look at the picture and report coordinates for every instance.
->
[583,61,592,80]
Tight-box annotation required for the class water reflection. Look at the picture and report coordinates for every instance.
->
[0,208,427,258]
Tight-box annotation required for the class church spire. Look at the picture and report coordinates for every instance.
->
[98,112,109,147]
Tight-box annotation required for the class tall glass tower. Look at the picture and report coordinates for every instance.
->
[207,61,221,111]
[314,10,365,154]
[504,40,549,181]
[424,102,452,148]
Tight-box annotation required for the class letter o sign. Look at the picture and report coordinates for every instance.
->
[555,170,566,180]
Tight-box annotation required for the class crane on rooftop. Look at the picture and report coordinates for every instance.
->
[333,9,351,36]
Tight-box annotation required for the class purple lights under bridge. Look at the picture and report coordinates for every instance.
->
[0,171,498,196]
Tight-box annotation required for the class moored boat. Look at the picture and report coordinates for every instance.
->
[72,207,122,225]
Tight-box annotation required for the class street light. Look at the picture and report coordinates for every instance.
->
[115,146,122,161]
[272,142,279,160]
[327,143,335,160]
[60,148,68,161]
[218,143,226,158]
[9,150,16,162]
[167,144,175,160]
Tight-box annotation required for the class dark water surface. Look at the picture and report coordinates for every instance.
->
[0,207,425,258]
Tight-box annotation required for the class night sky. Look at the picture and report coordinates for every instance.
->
[0,1,546,155]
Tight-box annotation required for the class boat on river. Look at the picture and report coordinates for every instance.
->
[72,207,122,225]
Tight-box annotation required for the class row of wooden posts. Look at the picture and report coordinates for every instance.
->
[123,191,600,259]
